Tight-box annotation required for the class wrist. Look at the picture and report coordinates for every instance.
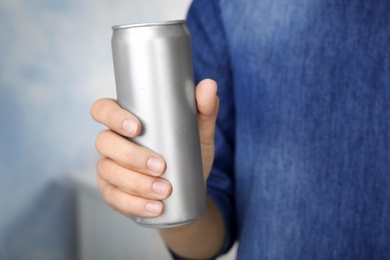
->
[159,197,224,259]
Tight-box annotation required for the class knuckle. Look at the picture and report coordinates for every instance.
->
[107,105,122,123]
[97,176,128,215]
[104,186,116,209]
[129,173,150,195]
[125,145,144,164]
[97,178,115,210]
[115,193,137,217]
[95,130,110,153]
[96,157,110,180]
[90,98,106,119]
[96,156,104,174]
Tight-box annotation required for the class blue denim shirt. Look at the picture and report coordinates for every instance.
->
[186,0,390,259]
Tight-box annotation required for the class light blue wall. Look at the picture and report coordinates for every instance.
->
[0,0,190,258]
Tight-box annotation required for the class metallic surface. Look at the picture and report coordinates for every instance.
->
[111,20,206,228]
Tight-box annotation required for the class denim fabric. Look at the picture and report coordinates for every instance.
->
[187,0,390,259]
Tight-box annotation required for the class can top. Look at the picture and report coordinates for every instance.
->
[112,20,186,30]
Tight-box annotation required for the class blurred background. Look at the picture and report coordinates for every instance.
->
[0,0,237,259]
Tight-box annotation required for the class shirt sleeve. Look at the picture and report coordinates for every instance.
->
[187,0,237,256]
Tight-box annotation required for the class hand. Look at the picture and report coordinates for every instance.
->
[90,79,219,218]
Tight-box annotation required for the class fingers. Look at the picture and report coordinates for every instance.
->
[95,130,166,177]
[97,156,172,217]
[97,157,172,200]
[96,153,171,218]
[97,173,165,217]
[91,97,170,218]
[91,98,141,138]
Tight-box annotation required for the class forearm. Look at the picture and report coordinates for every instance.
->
[159,196,225,259]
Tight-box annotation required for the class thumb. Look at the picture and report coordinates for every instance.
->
[196,79,219,178]
[196,79,219,147]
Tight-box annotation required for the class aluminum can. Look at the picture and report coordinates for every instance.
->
[111,20,206,228]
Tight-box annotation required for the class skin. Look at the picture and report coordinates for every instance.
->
[91,79,225,259]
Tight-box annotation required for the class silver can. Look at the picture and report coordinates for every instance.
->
[111,20,206,228]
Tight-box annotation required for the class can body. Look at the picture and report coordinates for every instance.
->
[111,20,206,228]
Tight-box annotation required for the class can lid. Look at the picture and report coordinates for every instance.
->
[112,20,186,30]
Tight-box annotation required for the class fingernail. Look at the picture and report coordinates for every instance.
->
[145,202,162,214]
[123,119,137,135]
[152,181,170,196]
[147,157,164,174]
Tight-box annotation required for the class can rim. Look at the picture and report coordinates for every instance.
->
[112,20,186,30]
